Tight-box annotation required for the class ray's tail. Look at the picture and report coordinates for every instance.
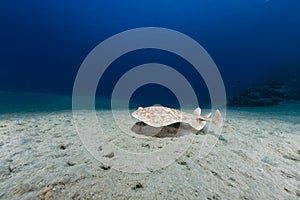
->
[193,109,223,130]
[189,119,207,131]
[185,109,223,131]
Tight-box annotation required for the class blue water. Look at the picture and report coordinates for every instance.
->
[0,0,299,107]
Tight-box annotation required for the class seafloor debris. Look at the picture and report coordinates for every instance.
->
[67,161,76,166]
[97,145,103,151]
[99,162,111,170]
[103,151,114,158]
[131,182,143,190]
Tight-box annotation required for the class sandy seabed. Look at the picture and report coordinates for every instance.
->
[0,103,300,200]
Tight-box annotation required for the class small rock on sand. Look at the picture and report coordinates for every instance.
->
[131,182,143,190]
[103,152,114,158]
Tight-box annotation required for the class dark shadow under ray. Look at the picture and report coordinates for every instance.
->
[131,122,207,138]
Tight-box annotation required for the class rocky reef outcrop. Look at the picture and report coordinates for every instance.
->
[229,79,300,107]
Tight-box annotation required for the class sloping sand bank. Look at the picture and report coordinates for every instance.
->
[0,102,299,199]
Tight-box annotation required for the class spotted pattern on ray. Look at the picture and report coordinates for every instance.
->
[132,106,183,127]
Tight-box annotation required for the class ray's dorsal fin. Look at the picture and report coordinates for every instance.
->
[193,107,201,116]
